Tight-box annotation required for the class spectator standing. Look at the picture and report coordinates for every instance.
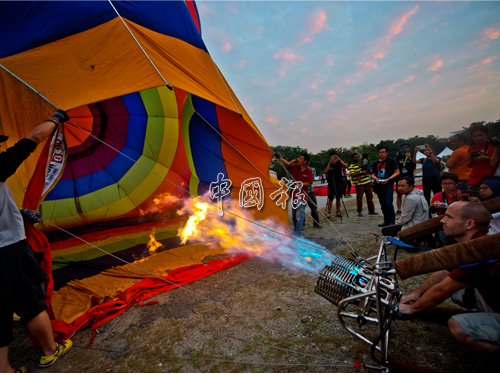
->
[395,141,416,216]
[414,144,442,206]
[278,154,313,236]
[381,177,428,237]
[0,111,73,373]
[343,166,352,198]
[324,152,347,219]
[399,202,499,355]
[320,173,326,184]
[442,134,472,190]
[306,161,321,228]
[372,146,400,227]
[467,124,495,192]
[348,153,377,217]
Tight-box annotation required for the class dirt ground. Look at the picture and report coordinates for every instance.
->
[10,189,482,372]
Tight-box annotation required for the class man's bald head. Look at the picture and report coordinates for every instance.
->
[441,201,491,241]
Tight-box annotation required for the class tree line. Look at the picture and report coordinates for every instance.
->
[270,118,500,180]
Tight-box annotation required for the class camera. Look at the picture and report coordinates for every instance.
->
[416,145,426,151]
[491,136,500,147]
[470,150,482,158]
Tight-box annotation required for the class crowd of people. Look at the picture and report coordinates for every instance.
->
[278,123,500,366]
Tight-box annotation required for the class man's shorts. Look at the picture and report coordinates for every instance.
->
[0,240,48,347]
[328,179,345,200]
[452,313,500,345]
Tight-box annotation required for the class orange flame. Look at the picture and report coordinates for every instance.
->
[140,193,180,215]
[147,228,163,253]
[179,200,210,244]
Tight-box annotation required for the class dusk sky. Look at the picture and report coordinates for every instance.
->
[198,1,500,153]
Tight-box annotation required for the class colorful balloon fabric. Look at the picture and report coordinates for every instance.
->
[0,1,286,339]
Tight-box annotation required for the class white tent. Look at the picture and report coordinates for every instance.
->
[437,147,453,158]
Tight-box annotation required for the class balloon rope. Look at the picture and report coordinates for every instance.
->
[44,219,351,365]
[213,64,241,116]
[107,0,173,89]
[0,64,58,108]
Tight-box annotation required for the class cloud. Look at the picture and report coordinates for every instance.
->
[326,91,337,102]
[208,30,235,53]
[430,74,440,83]
[221,42,233,52]
[358,61,378,69]
[467,56,497,70]
[226,4,238,14]
[388,5,419,37]
[479,28,500,42]
[363,95,378,103]
[427,59,443,72]
[302,10,333,43]
[278,66,289,76]
[388,75,415,92]
[251,79,275,88]
[266,116,279,123]
[327,58,334,66]
[274,50,305,61]
[311,83,318,89]
[198,4,215,16]
[366,5,419,62]
[311,102,323,108]
[235,60,246,69]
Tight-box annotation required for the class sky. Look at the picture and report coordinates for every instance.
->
[197,1,500,153]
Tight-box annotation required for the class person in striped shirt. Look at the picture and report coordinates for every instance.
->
[348,153,378,217]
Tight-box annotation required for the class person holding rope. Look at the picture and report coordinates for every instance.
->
[0,110,73,373]
[277,153,313,236]
[399,202,500,354]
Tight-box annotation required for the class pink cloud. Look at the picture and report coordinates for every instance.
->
[359,62,378,69]
[221,42,233,52]
[363,95,378,103]
[266,117,278,123]
[278,66,289,76]
[427,60,443,72]
[345,79,351,84]
[274,51,305,61]
[388,75,415,92]
[480,28,500,42]
[311,83,318,90]
[311,102,323,108]
[235,60,246,69]
[302,11,333,43]
[365,5,419,61]
[467,56,497,70]
[198,4,215,16]
[326,91,337,102]
[301,128,307,133]
[327,58,334,66]
[388,5,419,37]
[251,79,275,88]
[430,74,440,83]
[226,4,238,13]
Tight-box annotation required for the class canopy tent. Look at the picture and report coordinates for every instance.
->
[0,1,287,339]
[437,147,453,159]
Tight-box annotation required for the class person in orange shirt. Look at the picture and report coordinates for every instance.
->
[442,134,472,191]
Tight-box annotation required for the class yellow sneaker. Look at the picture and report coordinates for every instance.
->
[39,339,72,368]
[13,313,20,322]
[15,366,27,373]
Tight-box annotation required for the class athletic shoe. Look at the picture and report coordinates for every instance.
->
[13,313,20,321]
[368,212,379,215]
[336,211,343,218]
[357,213,363,217]
[326,212,331,219]
[313,223,322,228]
[346,194,352,198]
[15,367,27,373]
[39,340,73,368]
[395,210,402,216]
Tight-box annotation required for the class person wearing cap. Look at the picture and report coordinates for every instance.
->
[395,141,416,216]
[0,110,73,373]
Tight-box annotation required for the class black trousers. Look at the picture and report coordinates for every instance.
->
[381,224,402,237]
